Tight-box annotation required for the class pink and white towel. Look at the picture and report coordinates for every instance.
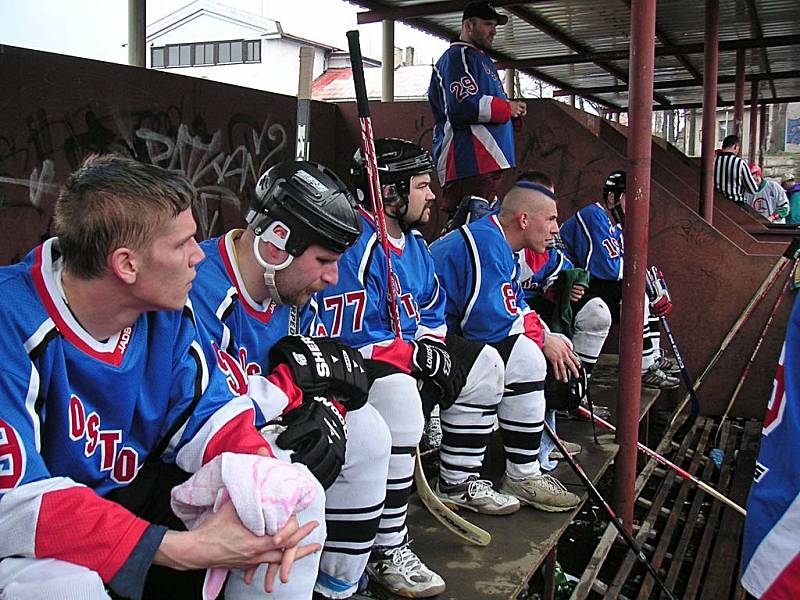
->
[171,452,318,599]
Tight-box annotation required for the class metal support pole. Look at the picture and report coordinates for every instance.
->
[759,104,767,166]
[699,0,720,224]
[128,0,146,67]
[504,67,515,98]
[614,0,656,534]
[749,80,759,163]
[734,48,746,140]
[381,19,395,102]
[689,108,697,156]
[543,548,557,600]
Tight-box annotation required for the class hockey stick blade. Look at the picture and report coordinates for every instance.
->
[414,448,491,546]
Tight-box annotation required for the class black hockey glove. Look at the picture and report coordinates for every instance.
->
[276,395,348,489]
[410,339,466,409]
[270,335,369,411]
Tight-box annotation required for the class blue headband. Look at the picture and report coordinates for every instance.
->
[514,180,556,199]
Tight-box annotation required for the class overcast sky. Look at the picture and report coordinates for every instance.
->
[0,0,448,65]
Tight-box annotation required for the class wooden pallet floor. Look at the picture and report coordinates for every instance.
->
[569,415,761,600]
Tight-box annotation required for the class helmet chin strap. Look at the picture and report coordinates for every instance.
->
[252,221,295,304]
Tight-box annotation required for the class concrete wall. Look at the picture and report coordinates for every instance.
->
[0,44,337,263]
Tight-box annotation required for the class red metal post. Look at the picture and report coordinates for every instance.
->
[613,0,656,533]
[734,48,746,142]
[699,0,720,224]
[749,80,759,164]
[759,104,767,166]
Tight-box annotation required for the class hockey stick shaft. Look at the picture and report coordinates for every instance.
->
[542,421,678,600]
[715,262,796,442]
[295,46,314,161]
[346,30,402,337]
[575,406,746,516]
[346,30,488,546]
[646,268,700,442]
[670,238,800,424]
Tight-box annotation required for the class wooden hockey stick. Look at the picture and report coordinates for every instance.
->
[346,30,489,546]
[670,237,800,425]
[576,406,746,516]
[543,420,678,600]
[713,260,796,448]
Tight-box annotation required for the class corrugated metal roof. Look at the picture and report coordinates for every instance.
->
[350,0,800,111]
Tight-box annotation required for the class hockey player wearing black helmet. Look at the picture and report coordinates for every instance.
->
[190,159,394,600]
[352,138,437,233]
[560,170,681,390]
[603,170,626,226]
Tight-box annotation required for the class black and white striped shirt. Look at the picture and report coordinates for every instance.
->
[714,151,758,203]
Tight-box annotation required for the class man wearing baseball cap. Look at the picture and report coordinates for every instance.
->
[428,2,527,216]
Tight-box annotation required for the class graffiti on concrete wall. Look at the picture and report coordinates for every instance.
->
[0,105,290,260]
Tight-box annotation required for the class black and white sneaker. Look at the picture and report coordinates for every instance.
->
[641,364,680,389]
[655,355,681,376]
[435,476,520,515]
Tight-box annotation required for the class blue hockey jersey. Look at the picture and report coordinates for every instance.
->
[190,231,316,422]
[429,41,515,186]
[742,295,800,598]
[519,247,575,299]
[0,239,265,586]
[430,214,544,346]
[559,202,623,281]
[311,209,447,369]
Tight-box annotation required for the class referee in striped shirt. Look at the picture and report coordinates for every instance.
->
[714,134,758,203]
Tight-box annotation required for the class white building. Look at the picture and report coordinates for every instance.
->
[145,0,335,96]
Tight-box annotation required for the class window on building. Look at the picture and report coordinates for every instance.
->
[150,40,260,68]
[246,40,260,62]
[152,47,165,68]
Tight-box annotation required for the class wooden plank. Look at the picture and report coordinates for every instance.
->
[604,424,696,599]
[569,410,691,600]
[568,523,619,600]
[699,420,761,599]
[683,422,738,600]
[406,417,617,599]
[636,420,714,599]
[664,422,728,590]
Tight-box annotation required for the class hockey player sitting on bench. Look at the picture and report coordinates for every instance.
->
[431,179,583,513]
[189,160,393,600]
[559,170,680,389]
[515,171,612,468]
[0,156,324,600]
[312,138,520,598]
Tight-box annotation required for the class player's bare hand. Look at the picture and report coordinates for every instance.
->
[510,100,527,118]
[570,285,585,302]
[156,501,320,573]
[542,334,581,382]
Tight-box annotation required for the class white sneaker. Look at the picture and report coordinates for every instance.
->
[500,473,581,512]
[435,476,521,515]
[641,364,680,389]
[367,542,446,598]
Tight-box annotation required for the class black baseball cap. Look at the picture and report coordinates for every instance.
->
[462,1,508,25]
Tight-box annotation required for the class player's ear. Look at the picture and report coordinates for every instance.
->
[260,238,290,266]
[109,247,138,284]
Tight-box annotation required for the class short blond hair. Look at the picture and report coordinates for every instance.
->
[55,155,195,279]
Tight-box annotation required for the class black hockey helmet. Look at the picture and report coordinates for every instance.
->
[248,160,360,256]
[603,170,626,202]
[544,364,588,411]
[351,138,434,202]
